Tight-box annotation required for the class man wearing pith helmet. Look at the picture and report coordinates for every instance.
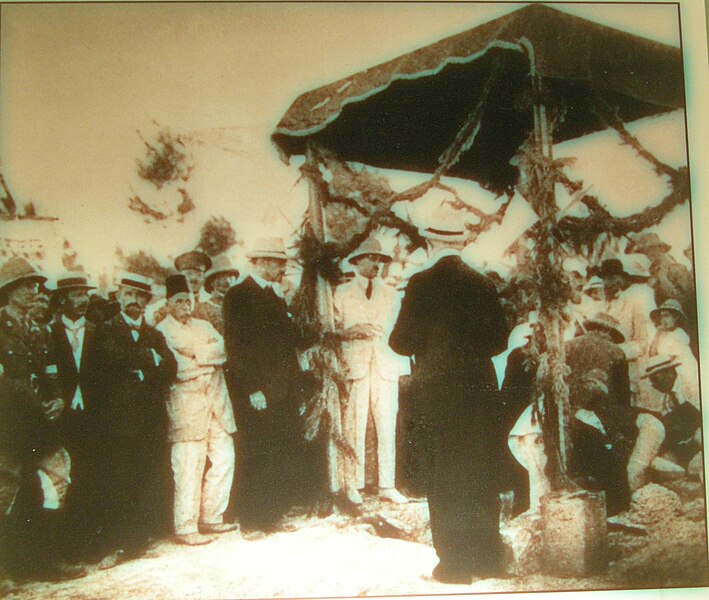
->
[194,254,240,334]
[0,257,85,580]
[333,237,407,506]
[90,272,177,568]
[157,274,237,546]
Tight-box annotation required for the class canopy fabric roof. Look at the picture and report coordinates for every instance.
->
[272,4,684,193]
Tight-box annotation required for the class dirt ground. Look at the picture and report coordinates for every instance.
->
[2,481,708,600]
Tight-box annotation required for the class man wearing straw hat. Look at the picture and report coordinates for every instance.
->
[223,237,305,535]
[333,238,407,506]
[389,204,510,583]
[157,274,237,546]
[49,271,103,559]
[90,272,177,568]
[194,255,240,334]
[0,257,86,580]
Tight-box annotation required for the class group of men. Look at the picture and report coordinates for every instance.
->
[0,214,702,587]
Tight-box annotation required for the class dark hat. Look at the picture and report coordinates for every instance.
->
[117,272,153,296]
[0,257,47,295]
[583,312,626,344]
[52,272,96,294]
[597,258,628,279]
[642,354,681,379]
[165,274,190,300]
[204,255,240,293]
[174,250,212,272]
[650,299,687,325]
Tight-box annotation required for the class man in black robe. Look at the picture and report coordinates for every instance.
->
[223,238,306,535]
[389,209,510,584]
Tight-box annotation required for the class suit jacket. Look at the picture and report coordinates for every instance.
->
[156,315,236,442]
[389,255,509,387]
[333,276,402,381]
[90,313,177,439]
[50,318,99,411]
[223,277,302,428]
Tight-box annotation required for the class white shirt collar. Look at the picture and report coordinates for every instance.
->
[251,273,284,299]
[62,315,86,330]
[121,312,143,329]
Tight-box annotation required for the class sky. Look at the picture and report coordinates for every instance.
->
[0,0,701,283]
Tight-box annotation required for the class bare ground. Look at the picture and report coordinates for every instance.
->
[2,483,707,600]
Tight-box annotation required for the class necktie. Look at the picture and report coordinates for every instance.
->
[65,324,81,354]
[365,279,373,300]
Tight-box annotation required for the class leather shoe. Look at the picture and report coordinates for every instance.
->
[174,532,215,546]
[379,487,408,504]
[46,562,88,581]
[200,522,239,534]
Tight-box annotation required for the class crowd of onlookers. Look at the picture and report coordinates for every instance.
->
[0,225,702,585]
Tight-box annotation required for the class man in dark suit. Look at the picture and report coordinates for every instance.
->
[389,207,510,584]
[223,238,306,535]
[49,272,101,559]
[90,272,176,568]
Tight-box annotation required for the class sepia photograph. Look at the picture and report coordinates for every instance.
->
[0,1,708,598]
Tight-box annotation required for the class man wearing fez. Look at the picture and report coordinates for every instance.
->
[333,238,407,506]
[157,274,237,546]
[49,272,102,558]
[223,237,305,534]
[194,255,240,334]
[389,207,510,584]
[90,272,176,568]
[0,257,85,580]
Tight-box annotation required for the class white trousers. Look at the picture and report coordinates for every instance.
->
[343,370,398,490]
[171,420,235,535]
[627,412,666,493]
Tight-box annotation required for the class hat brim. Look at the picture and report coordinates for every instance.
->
[650,307,687,324]
[205,269,240,292]
[247,252,289,260]
[118,282,153,296]
[0,273,47,294]
[51,284,96,295]
[349,253,392,264]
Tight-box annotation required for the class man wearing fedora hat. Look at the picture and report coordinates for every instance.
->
[48,272,104,558]
[89,272,177,567]
[389,205,510,583]
[157,274,237,546]
[223,237,306,534]
[0,257,87,580]
[565,312,636,515]
[333,238,407,506]
[194,255,240,334]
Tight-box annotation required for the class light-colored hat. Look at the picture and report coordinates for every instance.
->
[583,312,626,344]
[583,276,604,294]
[205,255,240,293]
[650,299,687,325]
[247,237,288,260]
[0,257,47,295]
[116,272,154,296]
[562,257,587,277]
[622,253,651,280]
[52,272,96,294]
[174,250,212,273]
[642,354,681,378]
[348,238,392,264]
[419,204,467,242]
[627,232,671,255]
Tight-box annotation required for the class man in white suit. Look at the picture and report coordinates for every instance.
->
[333,239,407,505]
[157,274,237,545]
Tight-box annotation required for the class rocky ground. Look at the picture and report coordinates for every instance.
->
[1,481,707,600]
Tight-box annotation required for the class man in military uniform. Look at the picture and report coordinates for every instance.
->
[90,272,177,568]
[0,257,85,580]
